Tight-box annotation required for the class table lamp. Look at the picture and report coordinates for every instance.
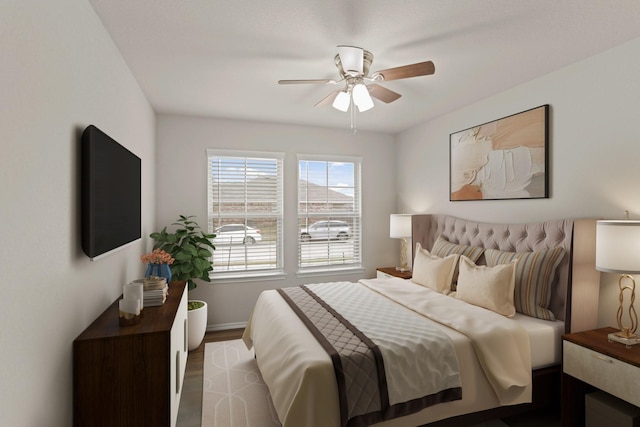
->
[596,219,640,346]
[390,214,412,272]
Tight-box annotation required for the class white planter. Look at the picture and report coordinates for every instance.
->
[187,300,207,351]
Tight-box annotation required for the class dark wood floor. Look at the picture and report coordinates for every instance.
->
[176,328,245,427]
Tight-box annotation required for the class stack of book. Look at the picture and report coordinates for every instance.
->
[141,277,169,307]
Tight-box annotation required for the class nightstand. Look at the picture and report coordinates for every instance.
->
[562,327,640,427]
[376,267,412,280]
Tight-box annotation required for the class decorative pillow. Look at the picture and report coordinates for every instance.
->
[485,247,565,320]
[456,256,517,317]
[431,235,485,285]
[411,242,459,294]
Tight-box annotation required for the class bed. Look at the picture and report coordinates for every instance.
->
[243,214,600,427]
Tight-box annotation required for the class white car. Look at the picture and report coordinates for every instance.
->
[213,224,262,244]
[300,220,351,242]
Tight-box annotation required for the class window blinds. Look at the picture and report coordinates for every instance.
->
[297,155,362,272]
[207,150,284,274]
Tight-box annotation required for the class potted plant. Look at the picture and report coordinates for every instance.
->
[150,215,215,351]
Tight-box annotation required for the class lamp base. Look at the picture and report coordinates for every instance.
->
[608,331,640,348]
[395,266,410,272]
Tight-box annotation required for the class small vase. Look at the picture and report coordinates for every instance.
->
[145,263,172,284]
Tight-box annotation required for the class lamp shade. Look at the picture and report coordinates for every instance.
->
[390,214,412,239]
[352,83,374,112]
[332,91,350,112]
[596,220,640,274]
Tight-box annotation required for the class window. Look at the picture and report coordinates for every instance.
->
[207,150,284,277]
[298,155,362,273]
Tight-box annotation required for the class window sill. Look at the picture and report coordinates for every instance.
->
[209,270,286,284]
[296,267,365,279]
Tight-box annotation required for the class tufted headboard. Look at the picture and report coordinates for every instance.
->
[411,214,600,333]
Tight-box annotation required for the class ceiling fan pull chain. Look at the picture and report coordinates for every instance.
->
[351,98,357,134]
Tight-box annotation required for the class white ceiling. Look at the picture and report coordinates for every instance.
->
[88,0,640,134]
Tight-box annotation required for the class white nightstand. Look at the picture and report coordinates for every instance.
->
[562,327,640,426]
[376,267,412,280]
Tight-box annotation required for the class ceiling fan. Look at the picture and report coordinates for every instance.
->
[278,45,435,116]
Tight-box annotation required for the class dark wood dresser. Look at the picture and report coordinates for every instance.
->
[73,281,188,427]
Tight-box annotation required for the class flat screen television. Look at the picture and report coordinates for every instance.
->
[81,125,141,260]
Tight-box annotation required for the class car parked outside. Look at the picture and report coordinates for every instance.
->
[300,220,351,242]
[213,224,262,244]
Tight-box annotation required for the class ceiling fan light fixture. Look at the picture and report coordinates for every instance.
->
[278,46,435,129]
[332,90,351,112]
[352,83,374,112]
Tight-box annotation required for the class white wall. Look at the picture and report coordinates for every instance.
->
[396,36,640,329]
[156,115,397,328]
[0,1,155,426]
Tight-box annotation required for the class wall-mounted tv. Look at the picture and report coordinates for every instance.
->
[81,125,141,260]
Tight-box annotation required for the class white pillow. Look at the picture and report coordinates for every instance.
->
[411,242,459,294]
[456,255,517,317]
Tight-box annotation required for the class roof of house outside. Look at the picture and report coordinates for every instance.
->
[212,176,353,204]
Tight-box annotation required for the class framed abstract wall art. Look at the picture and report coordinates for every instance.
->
[449,104,549,201]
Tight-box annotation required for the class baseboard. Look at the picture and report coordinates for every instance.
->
[207,321,247,332]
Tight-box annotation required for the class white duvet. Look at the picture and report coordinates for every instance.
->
[358,278,531,404]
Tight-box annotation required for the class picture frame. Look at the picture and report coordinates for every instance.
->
[449,104,549,201]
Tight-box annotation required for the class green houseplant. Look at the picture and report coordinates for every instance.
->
[150,215,215,351]
[150,214,215,294]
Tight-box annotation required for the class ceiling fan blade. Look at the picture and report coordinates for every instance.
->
[374,61,435,81]
[337,45,364,74]
[278,79,336,85]
[314,90,340,107]
[368,84,402,103]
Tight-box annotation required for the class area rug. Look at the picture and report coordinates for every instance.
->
[202,339,280,427]
[201,339,508,427]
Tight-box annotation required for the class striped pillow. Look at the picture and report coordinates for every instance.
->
[485,247,565,320]
[431,236,485,288]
